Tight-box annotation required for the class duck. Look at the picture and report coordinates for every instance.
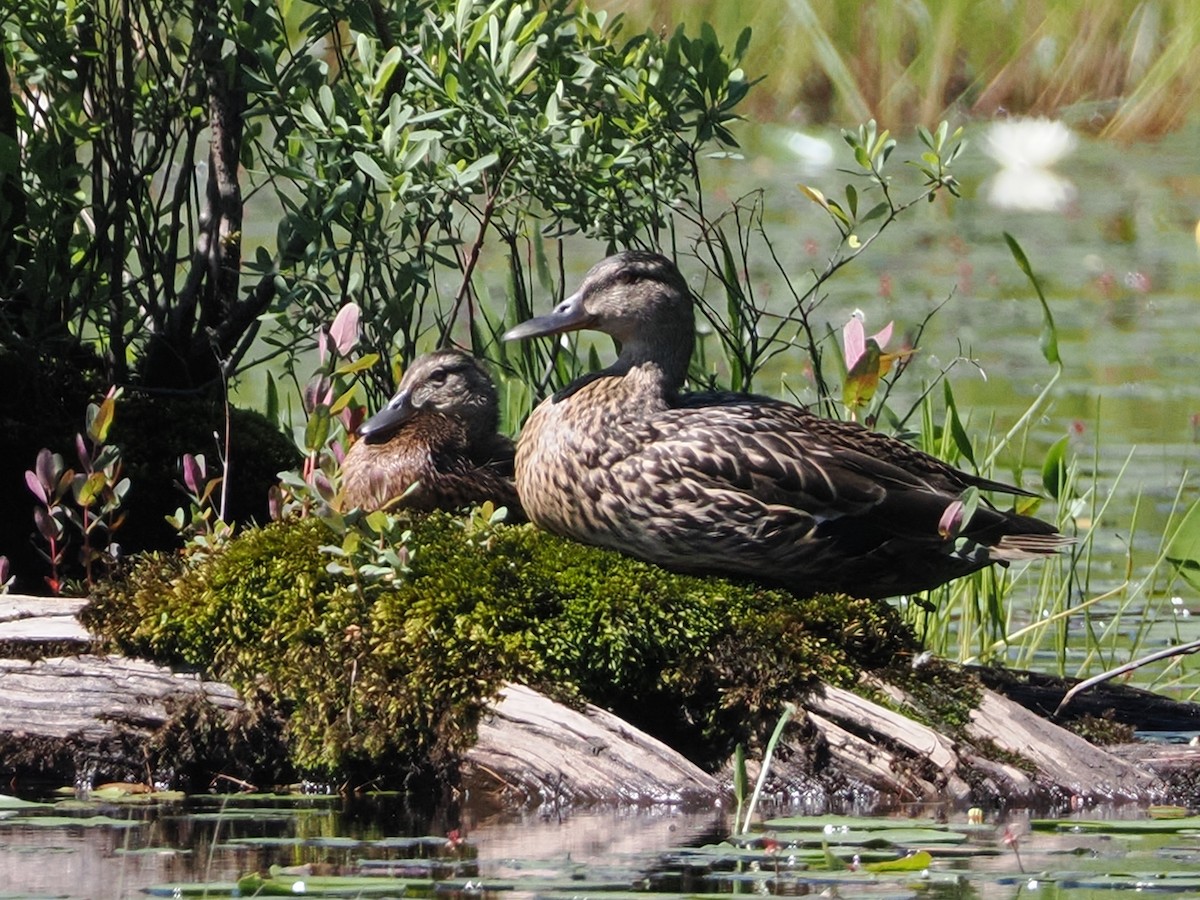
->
[340,349,521,517]
[502,250,1069,599]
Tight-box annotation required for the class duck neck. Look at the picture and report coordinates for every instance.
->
[608,333,691,403]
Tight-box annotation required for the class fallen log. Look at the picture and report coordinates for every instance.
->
[1,594,1196,809]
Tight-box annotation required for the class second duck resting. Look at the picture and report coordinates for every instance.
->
[341,349,521,518]
[504,250,1069,600]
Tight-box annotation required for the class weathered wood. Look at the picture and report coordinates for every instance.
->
[0,594,95,659]
[0,653,262,787]
[755,682,1166,809]
[464,683,720,808]
[966,688,1159,800]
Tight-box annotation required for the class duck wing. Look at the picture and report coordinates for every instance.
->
[572,396,1058,596]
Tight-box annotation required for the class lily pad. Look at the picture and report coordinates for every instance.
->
[1032,817,1200,834]
[0,814,144,828]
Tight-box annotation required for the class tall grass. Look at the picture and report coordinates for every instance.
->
[598,0,1200,137]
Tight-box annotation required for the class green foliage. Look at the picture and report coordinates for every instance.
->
[3,0,749,399]
[691,119,964,416]
[88,510,917,783]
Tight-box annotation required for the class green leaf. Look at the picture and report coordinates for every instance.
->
[867,849,933,872]
[942,381,976,467]
[1041,434,1070,500]
[1004,232,1061,367]
[1166,496,1200,592]
[352,151,390,188]
[304,407,332,453]
[334,353,381,376]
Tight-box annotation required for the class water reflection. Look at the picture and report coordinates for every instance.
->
[0,792,725,899]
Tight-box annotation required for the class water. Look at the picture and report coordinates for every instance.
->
[5,792,1200,899]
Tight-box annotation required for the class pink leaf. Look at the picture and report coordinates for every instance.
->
[938,500,965,540]
[267,485,283,521]
[182,453,205,496]
[871,320,894,350]
[843,314,865,371]
[25,469,47,504]
[312,470,335,503]
[339,405,365,435]
[75,433,90,470]
[329,303,361,358]
[303,375,333,414]
[35,448,58,491]
[34,506,62,542]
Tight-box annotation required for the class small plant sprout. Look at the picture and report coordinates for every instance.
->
[279,303,377,520]
[166,453,234,552]
[25,386,129,592]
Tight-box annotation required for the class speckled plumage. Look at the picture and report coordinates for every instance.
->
[340,350,521,517]
[504,250,1068,599]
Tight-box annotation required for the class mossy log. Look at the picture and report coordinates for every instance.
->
[5,593,1200,807]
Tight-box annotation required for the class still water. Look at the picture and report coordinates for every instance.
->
[5,791,1200,899]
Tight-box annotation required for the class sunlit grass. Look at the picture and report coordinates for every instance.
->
[597,0,1200,137]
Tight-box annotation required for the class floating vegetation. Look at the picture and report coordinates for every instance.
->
[5,792,1200,899]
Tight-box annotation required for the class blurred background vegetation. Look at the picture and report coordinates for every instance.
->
[599,0,1200,139]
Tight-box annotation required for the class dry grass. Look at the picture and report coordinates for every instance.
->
[596,0,1200,137]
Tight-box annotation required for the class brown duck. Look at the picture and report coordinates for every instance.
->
[503,250,1068,599]
[340,349,521,517]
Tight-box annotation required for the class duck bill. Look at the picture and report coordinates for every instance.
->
[503,290,594,341]
[357,391,415,443]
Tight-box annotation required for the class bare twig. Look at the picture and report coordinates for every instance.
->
[1055,638,1200,717]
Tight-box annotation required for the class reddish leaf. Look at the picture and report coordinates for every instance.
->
[843,314,866,370]
[34,506,62,542]
[182,453,206,496]
[35,448,59,491]
[938,500,965,539]
[329,303,361,357]
[25,469,47,504]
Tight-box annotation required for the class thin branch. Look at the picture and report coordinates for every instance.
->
[1055,639,1200,718]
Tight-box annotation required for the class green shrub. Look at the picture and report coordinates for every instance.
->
[88,510,918,784]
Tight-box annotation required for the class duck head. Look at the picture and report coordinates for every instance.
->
[358,349,500,444]
[503,251,694,386]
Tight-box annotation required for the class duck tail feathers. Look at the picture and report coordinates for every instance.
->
[991,532,1074,560]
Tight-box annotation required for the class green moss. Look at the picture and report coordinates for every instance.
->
[88,511,919,784]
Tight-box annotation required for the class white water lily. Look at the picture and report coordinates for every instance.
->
[982,117,1077,212]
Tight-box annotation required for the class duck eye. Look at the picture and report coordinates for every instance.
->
[428,369,450,385]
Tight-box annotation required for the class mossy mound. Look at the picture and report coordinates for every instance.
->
[87,511,919,786]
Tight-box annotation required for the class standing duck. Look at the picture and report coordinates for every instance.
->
[503,250,1068,599]
[340,349,521,517]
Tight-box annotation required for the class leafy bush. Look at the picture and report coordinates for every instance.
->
[88,510,917,783]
